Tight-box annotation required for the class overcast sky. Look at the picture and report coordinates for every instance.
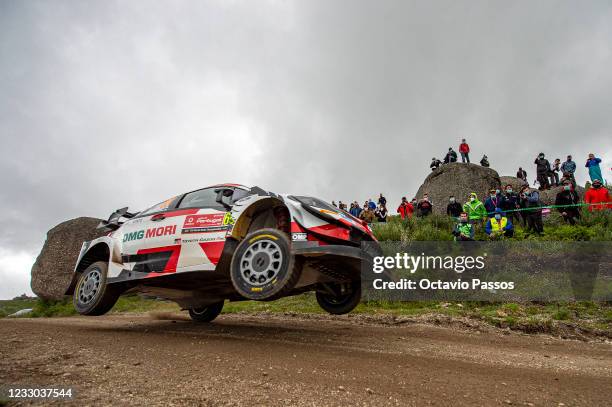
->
[1,0,611,298]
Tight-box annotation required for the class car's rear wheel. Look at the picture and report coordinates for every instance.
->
[188,301,224,322]
[230,228,302,300]
[316,281,361,315]
[73,261,120,316]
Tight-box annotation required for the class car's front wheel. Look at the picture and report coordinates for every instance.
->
[316,281,361,315]
[73,261,120,316]
[230,228,302,300]
[188,301,224,322]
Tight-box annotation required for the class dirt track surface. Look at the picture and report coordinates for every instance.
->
[1,313,611,406]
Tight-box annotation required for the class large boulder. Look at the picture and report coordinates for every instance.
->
[415,162,501,214]
[31,217,105,300]
[500,176,528,193]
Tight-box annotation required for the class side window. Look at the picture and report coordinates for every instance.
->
[178,188,224,209]
[139,196,179,216]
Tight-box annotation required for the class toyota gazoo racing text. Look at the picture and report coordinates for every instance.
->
[67,184,380,321]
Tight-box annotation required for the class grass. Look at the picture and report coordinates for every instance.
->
[2,294,610,337]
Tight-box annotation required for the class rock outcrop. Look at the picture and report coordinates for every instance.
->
[415,163,501,214]
[31,217,105,300]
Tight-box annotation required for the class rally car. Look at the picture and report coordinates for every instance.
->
[67,184,379,321]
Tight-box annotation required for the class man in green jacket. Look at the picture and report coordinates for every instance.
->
[463,192,487,222]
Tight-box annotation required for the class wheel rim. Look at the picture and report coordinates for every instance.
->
[78,268,102,305]
[239,239,283,286]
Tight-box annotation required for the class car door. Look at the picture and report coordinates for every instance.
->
[176,187,234,271]
[120,196,188,276]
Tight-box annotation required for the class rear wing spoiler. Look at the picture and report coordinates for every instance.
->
[97,207,138,230]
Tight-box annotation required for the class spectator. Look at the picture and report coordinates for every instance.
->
[359,206,375,223]
[332,201,337,207]
[585,153,603,183]
[338,201,346,211]
[446,196,463,218]
[516,167,528,182]
[534,153,551,190]
[417,194,433,217]
[463,192,487,222]
[501,184,520,224]
[584,179,611,211]
[485,208,514,239]
[551,158,561,186]
[559,171,576,189]
[560,155,576,181]
[368,199,376,210]
[452,212,475,241]
[378,193,387,207]
[444,148,458,164]
[519,186,543,235]
[484,188,503,217]
[350,202,362,218]
[480,155,490,167]
[375,204,388,222]
[459,139,470,163]
[397,197,414,220]
[430,157,442,171]
[555,181,581,225]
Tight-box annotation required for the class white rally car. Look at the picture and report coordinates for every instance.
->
[67,184,379,321]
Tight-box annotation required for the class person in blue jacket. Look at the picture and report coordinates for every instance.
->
[560,155,576,181]
[585,153,603,183]
[485,208,514,239]
[484,188,503,217]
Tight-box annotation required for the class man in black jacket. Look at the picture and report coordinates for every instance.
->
[516,167,527,182]
[430,157,442,171]
[534,153,551,190]
[446,196,462,218]
[519,186,544,235]
[417,194,433,217]
[501,184,520,224]
[555,181,581,225]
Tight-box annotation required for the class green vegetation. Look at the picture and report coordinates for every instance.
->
[0,297,37,318]
[0,295,178,319]
[371,210,612,242]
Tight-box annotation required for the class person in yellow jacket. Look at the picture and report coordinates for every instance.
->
[462,192,487,222]
[485,208,514,239]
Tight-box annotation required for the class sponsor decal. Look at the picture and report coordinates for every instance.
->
[182,226,229,234]
[182,236,224,243]
[123,225,177,242]
[184,214,225,228]
[292,232,307,241]
[223,212,235,226]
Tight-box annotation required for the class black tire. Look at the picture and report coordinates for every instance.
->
[230,228,302,300]
[73,261,120,316]
[188,301,224,322]
[316,281,361,315]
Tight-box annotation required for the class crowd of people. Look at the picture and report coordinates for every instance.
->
[430,139,490,170]
[331,141,610,241]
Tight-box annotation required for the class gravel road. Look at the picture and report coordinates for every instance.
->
[1,313,610,406]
